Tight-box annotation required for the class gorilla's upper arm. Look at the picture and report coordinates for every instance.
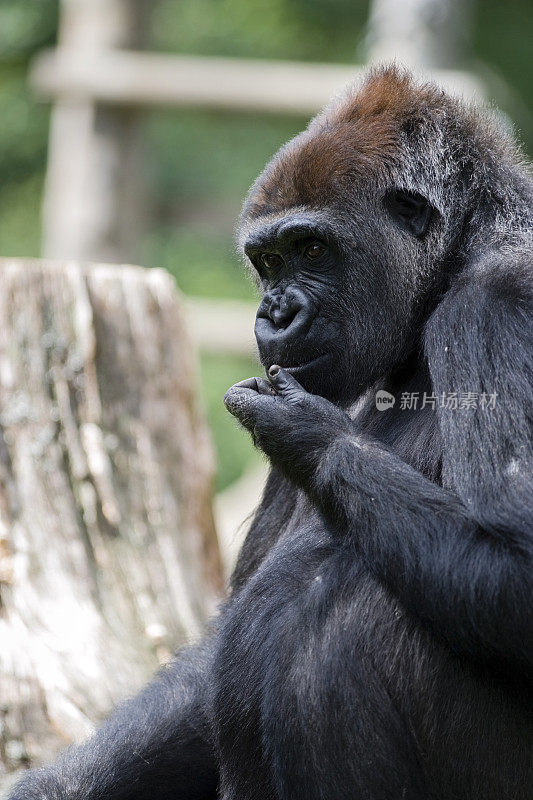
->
[425,254,533,537]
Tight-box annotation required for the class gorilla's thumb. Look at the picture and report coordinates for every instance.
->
[268,365,305,402]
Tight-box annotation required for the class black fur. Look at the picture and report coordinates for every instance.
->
[10,67,533,800]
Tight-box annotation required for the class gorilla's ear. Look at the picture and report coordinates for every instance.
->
[384,189,433,238]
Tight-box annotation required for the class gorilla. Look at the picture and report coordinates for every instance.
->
[10,66,533,800]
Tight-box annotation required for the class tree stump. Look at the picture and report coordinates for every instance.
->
[0,258,222,785]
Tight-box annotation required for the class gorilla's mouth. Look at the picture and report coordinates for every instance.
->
[281,353,331,375]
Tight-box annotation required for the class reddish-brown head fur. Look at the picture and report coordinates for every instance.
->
[243,67,449,220]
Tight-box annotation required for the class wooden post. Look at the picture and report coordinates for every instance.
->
[0,258,222,785]
[41,0,150,262]
[366,0,474,70]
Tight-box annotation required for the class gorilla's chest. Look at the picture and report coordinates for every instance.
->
[210,501,423,797]
[210,497,532,800]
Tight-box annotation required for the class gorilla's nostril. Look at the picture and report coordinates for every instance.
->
[272,305,294,328]
[270,305,282,325]
[270,295,301,328]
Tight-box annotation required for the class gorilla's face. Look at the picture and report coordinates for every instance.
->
[241,191,434,406]
[237,78,448,405]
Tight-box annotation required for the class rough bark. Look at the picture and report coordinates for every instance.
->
[0,258,222,782]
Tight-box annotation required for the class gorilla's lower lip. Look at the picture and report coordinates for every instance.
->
[282,353,331,374]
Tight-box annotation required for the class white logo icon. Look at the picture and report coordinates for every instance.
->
[375,390,395,411]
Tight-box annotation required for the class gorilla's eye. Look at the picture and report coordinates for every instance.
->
[260,253,283,272]
[304,241,326,260]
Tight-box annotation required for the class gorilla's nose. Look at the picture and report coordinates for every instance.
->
[254,287,316,359]
[269,293,298,328]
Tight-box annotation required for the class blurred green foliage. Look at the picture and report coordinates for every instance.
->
[200,353,263,491]
[152,0,369,62]
[142,109,305,301]
[0,2,56,255]
[0,0,531,488]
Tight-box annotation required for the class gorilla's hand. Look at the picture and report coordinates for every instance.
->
[224,365,353,483]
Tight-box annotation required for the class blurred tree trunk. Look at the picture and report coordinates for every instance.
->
[0,259,222,784]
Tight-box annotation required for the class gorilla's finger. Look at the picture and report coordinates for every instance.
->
[255,377,277,396]
[267,365,307,403]
[227,377,276,398]
[223,386,260,427]
[232,377,261,391]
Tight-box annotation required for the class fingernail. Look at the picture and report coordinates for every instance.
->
[269,365,280,378]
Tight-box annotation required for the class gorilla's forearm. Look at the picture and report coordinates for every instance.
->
[8,642,218,800]
[304,432,533,678]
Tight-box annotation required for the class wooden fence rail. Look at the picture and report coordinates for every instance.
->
[31,50,483,113]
